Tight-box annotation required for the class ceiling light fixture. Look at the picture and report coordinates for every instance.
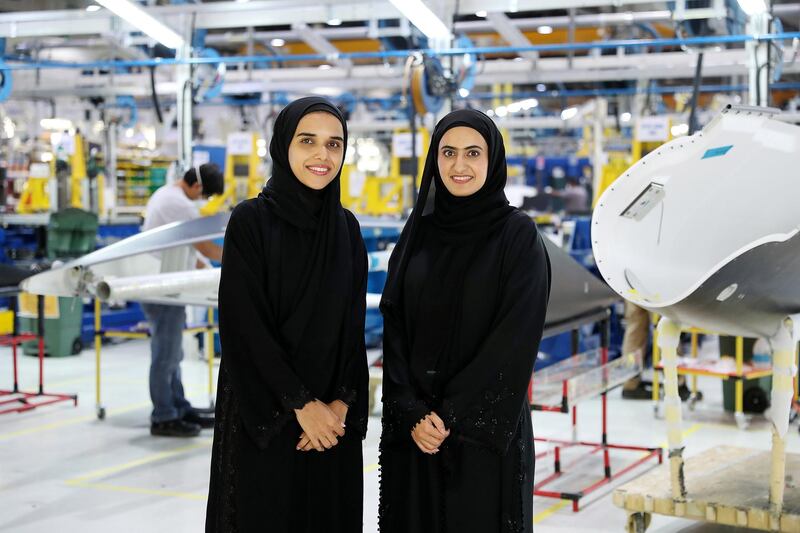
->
[388,0,452,42]
[95,0,184,49]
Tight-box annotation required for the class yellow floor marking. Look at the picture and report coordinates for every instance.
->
[0,401,151,442]
[68,444,376,501]
[533,500,570,523]
[66,481,207,501]
[47,375,151,388]
[658,423,702,449]
[66,439,212,484]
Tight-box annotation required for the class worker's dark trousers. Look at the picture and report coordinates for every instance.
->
[142,303,192,423]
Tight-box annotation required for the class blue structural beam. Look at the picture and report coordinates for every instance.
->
[2,32,800,71]
[471,81,800,100]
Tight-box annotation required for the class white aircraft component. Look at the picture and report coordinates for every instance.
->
[593,104,800,521]
[21,213,229,298]
[592,105,800,339]
[96,268,221,306]
[20,210,386,309]
[368,248,392,273]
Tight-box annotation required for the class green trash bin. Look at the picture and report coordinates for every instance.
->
[720,336,772,414]
[22,208,98,358]
[45,207,99,261]
[20,295,85,357]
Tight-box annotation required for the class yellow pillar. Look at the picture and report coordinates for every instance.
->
[247,134,262,199]
[94,298,103,417]
[206,307,215,407]
[70,134,87,209]
[735,336,744,418]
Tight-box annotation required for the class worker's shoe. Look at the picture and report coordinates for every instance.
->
[189,405,216,415]
[151,419,201,437]
[183,408,215,429]
[678,383,692,402]
[621,381,653,400]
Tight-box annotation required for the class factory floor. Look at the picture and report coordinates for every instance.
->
[0,334,797,533]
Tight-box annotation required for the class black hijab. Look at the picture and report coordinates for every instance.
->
[260,96,346,230]
[381,108,515,310]
[379,109,551,455]
[258,96,352,349]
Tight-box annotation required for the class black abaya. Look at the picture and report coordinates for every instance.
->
[379,110,551,533]
[206,97,368,533]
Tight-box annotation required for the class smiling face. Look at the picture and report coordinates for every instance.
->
[288,111,345,190]
[437,126,489,197]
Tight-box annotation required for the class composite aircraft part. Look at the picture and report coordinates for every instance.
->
[75,212,228,269]
[95,267,383,309]
[96,269,221,306]
[19,210,388,308]
[592,105,800,339]
[0,263,38,296]
[22,253,162,298]
[596,104,800,527]
[540,236,619,338]
[20,212,229,298]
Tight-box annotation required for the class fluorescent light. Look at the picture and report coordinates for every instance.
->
[235,0,250,2]
[327,18,342,26]
[561,107,578,120]
[475,10,487,17]
[671,123,689,137]
[388,0,452,42]
[500,98,539,115]
[40,118,74,130]
[86,4,101,12]
[270,38,285,47]
[312,86,344,96]
[620,112,632,123]
[737,0,767,15]
[95,0,184,49]
[458,88,470,98]
[537,25,554,35]
[318,64,332,70]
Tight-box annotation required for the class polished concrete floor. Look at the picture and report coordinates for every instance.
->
[0,333,797,532]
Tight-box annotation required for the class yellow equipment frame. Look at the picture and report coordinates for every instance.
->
[91,299,218,419]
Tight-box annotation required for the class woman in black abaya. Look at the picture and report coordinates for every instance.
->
[206,97,368,533]
[379,109,551,533]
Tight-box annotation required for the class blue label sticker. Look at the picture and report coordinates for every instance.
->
[702,145,733,159]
